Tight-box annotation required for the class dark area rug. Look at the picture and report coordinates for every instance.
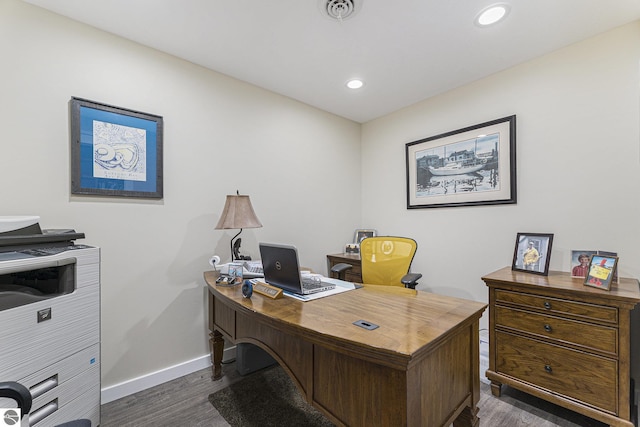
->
[208,365,335,427]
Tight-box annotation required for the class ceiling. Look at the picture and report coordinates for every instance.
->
[22,0,640,123]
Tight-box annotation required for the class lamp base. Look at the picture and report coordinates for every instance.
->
[232,235,251,261]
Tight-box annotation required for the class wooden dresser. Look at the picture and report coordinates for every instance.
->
[483,267,640,427]
[326,253,362,282]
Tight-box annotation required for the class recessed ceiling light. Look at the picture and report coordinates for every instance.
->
[475,4,510,27]
[346,79,364,89]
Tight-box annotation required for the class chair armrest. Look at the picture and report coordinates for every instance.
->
[330,263,353,275]
[401,273,422,289]
[0,381,32,414]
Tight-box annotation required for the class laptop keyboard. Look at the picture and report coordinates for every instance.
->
[301,275,334,292]
[301,277,325,290]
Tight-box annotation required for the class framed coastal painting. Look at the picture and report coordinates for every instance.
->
[405,115,516,209]
[511,232,554,276]
[70,97,164,198]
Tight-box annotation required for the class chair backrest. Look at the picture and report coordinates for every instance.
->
[359,236,417,287]
[0,381,31,421]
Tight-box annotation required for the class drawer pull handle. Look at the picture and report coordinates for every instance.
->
[29,399,58,425]
[544,365,553,373]
[30,374,58,399]
[543,302,552,310]
[544,324,552,333]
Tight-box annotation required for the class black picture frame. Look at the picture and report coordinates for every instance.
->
[405,115,516,209]
[511,232,554,276]
[70,97,164,198]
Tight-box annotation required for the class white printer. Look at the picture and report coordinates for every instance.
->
[0,217,100,426]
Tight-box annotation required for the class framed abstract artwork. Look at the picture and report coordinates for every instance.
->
[70,97,163,198]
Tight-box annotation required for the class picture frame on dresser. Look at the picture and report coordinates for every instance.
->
[584,254,618,291]
[571,250,597,278]
[70,97,164,199]
[511,232,553,276]
[596,250,619,283]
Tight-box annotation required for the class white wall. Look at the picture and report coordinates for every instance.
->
[362,22,640,329]
[1,0,361,393]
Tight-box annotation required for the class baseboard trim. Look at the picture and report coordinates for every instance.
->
[101,347,236,404]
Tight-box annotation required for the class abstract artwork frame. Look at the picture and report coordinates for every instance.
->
[70,97,163,198]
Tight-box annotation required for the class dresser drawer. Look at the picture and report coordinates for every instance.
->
[496,330,617,414]
[495,306,617,355]
[344,266,362,283]
[327,254,362,283]
[495,289,618,324]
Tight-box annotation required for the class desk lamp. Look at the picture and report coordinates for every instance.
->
[215,191,262,261]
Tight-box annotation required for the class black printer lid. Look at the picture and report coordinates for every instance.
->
[0,226,85,252]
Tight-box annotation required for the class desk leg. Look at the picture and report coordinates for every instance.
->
[210,329,224,380]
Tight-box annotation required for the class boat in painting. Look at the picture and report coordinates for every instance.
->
[428,161,484,176]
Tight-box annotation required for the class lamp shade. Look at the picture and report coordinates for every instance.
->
[215,194,262,230]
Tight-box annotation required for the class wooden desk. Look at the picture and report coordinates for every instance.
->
[205,271,487,426]
[327,253,362,282]
[483,267,640,427]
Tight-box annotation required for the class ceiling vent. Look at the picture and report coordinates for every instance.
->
[322,0,358,21]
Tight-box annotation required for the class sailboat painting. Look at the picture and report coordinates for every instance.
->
[405,116,516,209]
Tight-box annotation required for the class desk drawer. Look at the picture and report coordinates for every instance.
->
[496,330,617,414]
[495,290,617,324]
[495,306,617,355]
[214,298,236,340]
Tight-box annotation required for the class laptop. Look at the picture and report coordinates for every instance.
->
[259,243,335,295]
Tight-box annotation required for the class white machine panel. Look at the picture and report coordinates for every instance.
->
[0,245,100,427]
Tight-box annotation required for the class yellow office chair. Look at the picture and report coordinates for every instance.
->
[331,236,422,288]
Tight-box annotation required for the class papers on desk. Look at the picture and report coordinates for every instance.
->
[218,262,264,279]
[284,277,359,301]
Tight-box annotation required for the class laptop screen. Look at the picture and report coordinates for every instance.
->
[258,243,303,294]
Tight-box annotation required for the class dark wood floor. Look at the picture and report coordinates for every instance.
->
[100,362,608,426]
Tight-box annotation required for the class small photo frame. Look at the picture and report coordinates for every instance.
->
[345,243,360,254]
[512,232,554,276]
[584,255,618,291]
[354,229,376,244]
[228,262,244,284]
[597,250,619,283]
[571,250,597,278]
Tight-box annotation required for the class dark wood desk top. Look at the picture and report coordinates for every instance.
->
[205,271,486,367]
